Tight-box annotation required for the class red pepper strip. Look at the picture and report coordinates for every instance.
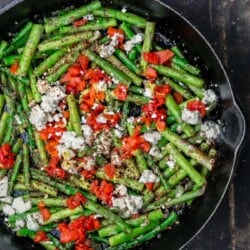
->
[187,100,206,118]
[145,67,158,81]
[113,83,128,101]
[66,192,87,209]
[38,201,51,221]
[0,144,15,169]
[103,164,116,179]
[34,231,48,243]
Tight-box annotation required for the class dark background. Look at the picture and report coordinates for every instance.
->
[163,1,250,250]
[0,0,249,249]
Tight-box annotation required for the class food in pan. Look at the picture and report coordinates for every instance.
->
[0,1,221,249]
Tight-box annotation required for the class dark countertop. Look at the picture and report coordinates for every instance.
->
[0,0,249,249]
[163,1,250,250]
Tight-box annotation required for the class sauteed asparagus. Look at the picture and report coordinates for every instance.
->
[0,1,221,249]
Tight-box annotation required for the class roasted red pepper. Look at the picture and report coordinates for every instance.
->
[38,201,51,221]
[90,179,114,205]
[187,100,206,118]
[113,83,128,101]
[103,164,116,179]
[66,192,87,209]
[0,144,15,169]
[34,231,48,243]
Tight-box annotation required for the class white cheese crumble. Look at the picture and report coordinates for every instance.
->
[121,8,127,13]
[96,80,108,91]
[15,219,25,230]
[40,95,59,113]
[114,184,127,196]
[114,128,123,138]
[12,197,31,214]
[96,114,107,124]
[200,121,221,140]
[202,89,217,106]
[111,150,122,166]
[79,157,95,171]
[143,132,161,145]
[139,169,160,183]
[0,196,13,204]
[37,79,50,94]
[81,116,87,124]
[143,87,153,98]
[2,204,15,216]
[127,116,135,124]
[29,105,48,131]
[29,85,66,130]
[100,33,122,58]
[181,108,202,125]
[112,195,143,218]
[83,14,94,20]
[149,146,162,159]
[124,33,144,53]
[58,131,85,151]
[26,214,40,231]
[57,146,76,160]
[0,177,8,197]
[81,125,93,138]
[166,155,176,169]
[61,159,78,174]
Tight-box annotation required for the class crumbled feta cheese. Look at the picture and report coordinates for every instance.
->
[0,196,13,204]
[26,214,40,231]
[79,157,95,171]
[2,204,15,216]
[95,131,112,156]
[111,150,122,166]
[37,79,50,94]
[112,195,143,217]
[96,80,108,91]
[0,177,8,197]
[149,146,162,159]
[100,33,122,58]
[15,219,25,230]
[143,132,161,145]
[139,169,160,183]
[47,86,65,102]
[29,105,48,131]
[32,212,44,225]
[96,114,107,124]
[143,87,153,98]
[202,89,217,106]
[181,108,202,125]
[114,128,123,138]
[124,33,144,53]
[81,116,87,124]
[61,159,78,174]
[201,121,221,140]
[111,76,120,85]
[121,7,127,13]
[14,115,22,125]
[40,95,58,113]
[57,145,76,160]
[127,117,135,124]
[114,184,127,196]
[59,131,85,151]
[83,14,94,20]
[166,155,176,169]
[12,197,31,214]
[82,125,93,138]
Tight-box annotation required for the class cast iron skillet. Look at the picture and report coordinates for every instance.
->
[0,0,246,249]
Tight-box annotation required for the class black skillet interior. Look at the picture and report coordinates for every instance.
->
[0,0,245,250]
